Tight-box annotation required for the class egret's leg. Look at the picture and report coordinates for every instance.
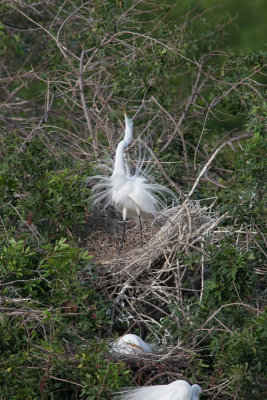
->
[118,220,126,254]
[139,216,143,247]
[118,207,127,254]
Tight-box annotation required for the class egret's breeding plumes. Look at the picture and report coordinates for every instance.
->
[116,380,202,400]
[110,333,157,355]
[90,110,176,252]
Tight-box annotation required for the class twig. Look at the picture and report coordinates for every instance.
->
[78,50,98,153]
[186,132,253,199]
[18,92,55,152]
[201,302,258,330]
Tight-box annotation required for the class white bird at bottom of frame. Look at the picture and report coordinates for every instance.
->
[116,379,202,400]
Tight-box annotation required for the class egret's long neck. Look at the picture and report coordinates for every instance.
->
[113,116,133,176]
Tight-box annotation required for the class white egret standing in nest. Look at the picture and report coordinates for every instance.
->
[116,380,202,400]
[90,108,176,252]
[110,333,157,355]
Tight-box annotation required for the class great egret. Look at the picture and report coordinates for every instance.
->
[90,109,176,251]
[111,333,157,355]
[116,380,202,400]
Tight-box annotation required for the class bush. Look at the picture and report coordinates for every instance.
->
[0,237,130,399]
[0,135,92,240]
[0,136,130,399]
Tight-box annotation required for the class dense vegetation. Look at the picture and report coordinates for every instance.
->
[0,1,266,399]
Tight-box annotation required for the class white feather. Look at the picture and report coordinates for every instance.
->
[116,380,202,400]
[111,334,157,355]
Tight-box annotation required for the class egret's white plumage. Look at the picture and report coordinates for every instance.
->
[90,110,176,249]
[117,380,202,400]
[111,333,157,355]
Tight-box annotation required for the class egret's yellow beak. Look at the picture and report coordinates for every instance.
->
[122,106,127,116]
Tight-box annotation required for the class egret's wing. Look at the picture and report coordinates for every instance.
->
[128,187,157,217]
[117,385,167,400]
[116,381,191,400]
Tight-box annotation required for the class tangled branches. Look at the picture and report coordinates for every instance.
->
[94,201,222,332]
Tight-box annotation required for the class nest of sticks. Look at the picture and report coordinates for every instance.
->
[109,346,192,385]
[90,200,224,328]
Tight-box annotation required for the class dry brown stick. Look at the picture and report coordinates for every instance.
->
[144,371,183,386]
[254,224,267,248]
[149,96,189,175]
[160,56,206,154]
[204,63,266,106]
[199,238,205,302]
[0,75,33,111]
[138,138,183,197]
[11,4,79,62]
[8,203,43,244]
[186,132,254,199]
[103,30,196,65]
[18,92,55,152]
[48,375,84,388]
[201,302,258,330]
[78,50,98,153]
[252,237,267,258]
[193,105,209,170]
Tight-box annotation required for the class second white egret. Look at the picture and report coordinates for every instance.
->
[111,333,157,355]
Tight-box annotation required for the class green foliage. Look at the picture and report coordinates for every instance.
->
[203,243,257,308]
[207,310,267,398]
[79,349,130,399]
[1,336,130,400]
[219,129,266,226]
[0,134,131,398]
[0,135,92,240]
[1,237,103,329]
[0,237,130,399]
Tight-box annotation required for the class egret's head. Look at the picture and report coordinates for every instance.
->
[123,107,133,132]
[127,115,133,125]
[191,384,202,400]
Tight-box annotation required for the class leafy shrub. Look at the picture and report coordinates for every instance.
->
[0,136,92,240]
[219,132,266,227]
[0,238,130,399]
